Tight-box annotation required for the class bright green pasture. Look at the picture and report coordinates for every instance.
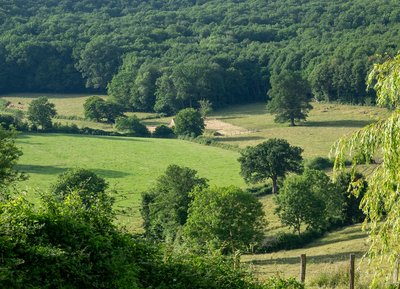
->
[16,133,245,230]
[210,102,389,158]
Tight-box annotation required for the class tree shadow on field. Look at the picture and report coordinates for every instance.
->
[16,164,130,179]
[246,251,365,266]
[217,136,264,142]
[303,120,374,128]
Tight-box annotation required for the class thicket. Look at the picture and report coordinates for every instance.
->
[1,0,399,110]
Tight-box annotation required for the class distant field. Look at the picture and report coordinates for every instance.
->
[210,102,389,158]
[242,224,371,288]
[15,133,245,230]
[0,93,107,117]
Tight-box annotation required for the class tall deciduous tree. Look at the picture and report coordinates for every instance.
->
[141,165,208,242]
[275,172,326,235]
[333,53,400,285]
[238,138,303,194]
[184,186,265,253]
[27,97,57,130]
[267,71,312,126]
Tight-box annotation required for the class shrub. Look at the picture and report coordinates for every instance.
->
[152,124,175,138]
[115,115,150,137]
[256,229,324,253]
[246,183,273,197]
[305,156,333,170]
[264,276,305,289]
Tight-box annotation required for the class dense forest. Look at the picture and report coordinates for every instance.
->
[1,0,400,113]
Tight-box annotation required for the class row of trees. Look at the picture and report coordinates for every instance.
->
[1,0,400,108]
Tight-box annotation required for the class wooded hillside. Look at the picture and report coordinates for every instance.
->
[1,0,399,111]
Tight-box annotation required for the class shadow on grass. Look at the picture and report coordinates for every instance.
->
[18,133,151,142]
[306,233,367,249]
[17,164,130,178]
[217,136,265,142]
[246,251,365,266]
[303,120,374,128]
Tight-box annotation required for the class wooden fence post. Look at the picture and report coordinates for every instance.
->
[393,256,400,284]
[349,254,355,289]
[300,254,306,283]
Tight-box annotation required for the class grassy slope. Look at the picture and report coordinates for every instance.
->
[242,224,371,288]
[16,133,245,229]
[210,102,389,158]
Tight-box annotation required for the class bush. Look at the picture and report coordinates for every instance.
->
[115,115,151,137]
[305,156,333,170]
[256,229,324,253]
[152,124,175,138]
[264,276,305,289]
[246,183,273,197]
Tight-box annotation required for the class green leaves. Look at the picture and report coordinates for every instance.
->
[184,186,266,253]
[238,138,303,194]
[27,97,57,130]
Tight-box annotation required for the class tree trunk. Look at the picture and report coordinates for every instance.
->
[272,177,278,194]
[290,117,295,126]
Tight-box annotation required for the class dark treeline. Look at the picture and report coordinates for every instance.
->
[1,0,400,113]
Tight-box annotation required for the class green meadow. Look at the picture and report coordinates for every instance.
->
[16,133,245,229]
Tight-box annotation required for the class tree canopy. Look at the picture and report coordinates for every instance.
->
[238,138,303,194]
[267,71,312,126]
[184,186,265,253]
[27,97,56,130]
[0,0,399,110]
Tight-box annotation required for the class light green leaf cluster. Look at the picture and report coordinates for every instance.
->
[332,54,400,286]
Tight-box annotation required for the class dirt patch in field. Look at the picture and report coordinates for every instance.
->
[205,119,251,136]
[146,118,250,136]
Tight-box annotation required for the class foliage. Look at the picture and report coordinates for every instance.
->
[332,53,400,285]
[1,0,400,109]
[257,229,325,253]
[174,108,205,137]
[84,96,123,123]
[51,168,110,210]
[152,124,175,138]
[238,138,303,194]
[115,115,150,137]
[141,164,208,242]
[275,171,327,235]
[333,172,366,225]
[263,276,305,289]
[267,71,312,126]
[27,97,57,130]
[0,127,25,190]
[246,183,273,197]
[184,186,266,253]
[198,99,213,118]
[305,156,334,170]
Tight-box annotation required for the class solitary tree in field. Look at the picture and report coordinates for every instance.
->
[267,71,312,126]
[238,138,303,194]
[27,97,56,130]
[333,53,400,285]
[174,108,205,137]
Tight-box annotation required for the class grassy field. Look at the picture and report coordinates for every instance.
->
[242,224,371,288]
[15,133,245,230]
[1,93,106,117]
[209,102,389,158]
